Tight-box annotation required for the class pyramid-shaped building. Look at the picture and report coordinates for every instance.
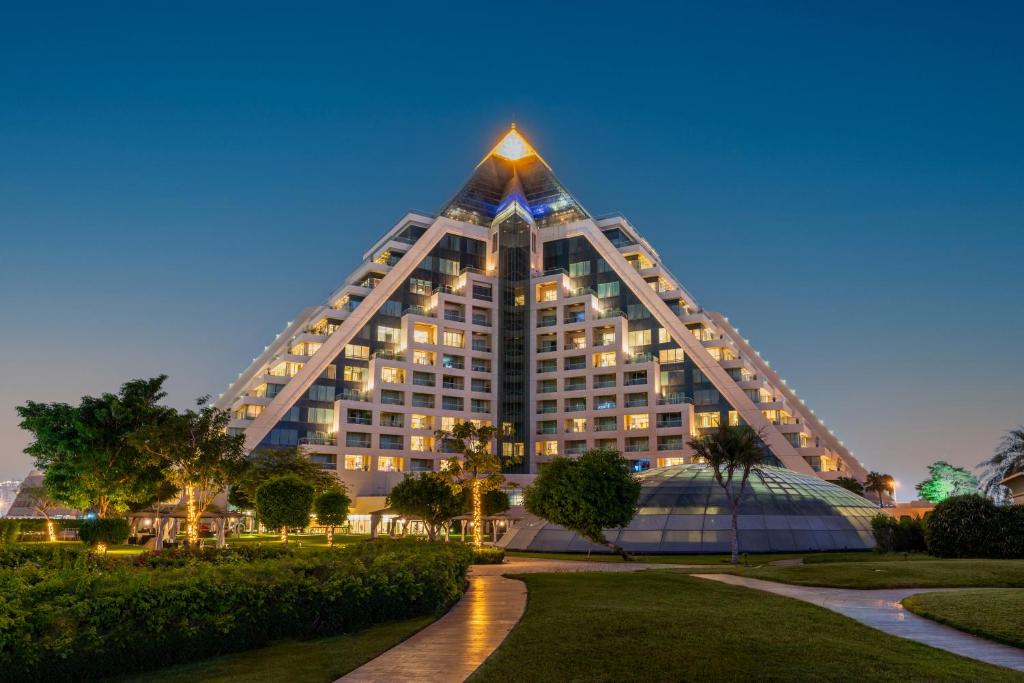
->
[216,126,867,518]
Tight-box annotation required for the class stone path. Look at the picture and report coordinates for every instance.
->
[695,574,1024,672]
[337,558,697,682]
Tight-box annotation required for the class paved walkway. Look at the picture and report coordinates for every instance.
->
[338,558,697,682]
[695,574,1024,672]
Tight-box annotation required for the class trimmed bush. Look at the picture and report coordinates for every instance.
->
[0,539,472,681]
[472,546,505,564]
[924,495,1022,558]
[130,544,296,568]
[0,520,20,545]
[871,514,927,553]
[78,517,130,547]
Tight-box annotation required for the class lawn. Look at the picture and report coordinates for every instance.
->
[903,590,1024,648]
[470,572,1023,682]
[726,558,1024,589]
[123,616,434,683]
[505,550,808,565]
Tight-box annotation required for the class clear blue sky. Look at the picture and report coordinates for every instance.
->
[1,2,1021,494]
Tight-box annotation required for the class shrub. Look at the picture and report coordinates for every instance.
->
[0,544,92,569]
[256,475,315,542]
[924,494,1016,558]
[472,546,505,564]
[871,514,927,553]
[78,518,130,547]
[0,520,21,545]
[130,544,296,568]
[0,539,472,681]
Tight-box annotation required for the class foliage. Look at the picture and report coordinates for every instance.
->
[130,545,297,568]
[833,476,864,495]
[924,494,1024,559]
[870,514,927,553]
[313,488,351,546]
[524,448,640,559]
[914,461,979,503]
[16,376,173,516]
[462,488,510,517]
[78,517,131,547]
[229,447,338,511]
[0,540,472,681]
[687,425,766,563]
[387,473,462,541]
[256,475,315,543]
[471,547,505,564]
[435,420,517,547]
[0,521,21,545]
[864,471,895,506]
[129,398,247,544]
[978,426,1024,499]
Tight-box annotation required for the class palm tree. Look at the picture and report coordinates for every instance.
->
[435,421,518,547]
[865,471,894,507]
[687,425,766,564]
[979,426,1024,500]
[833,476,865,496]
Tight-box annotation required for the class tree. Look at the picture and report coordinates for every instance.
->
[865,471,895,507]
[435,421,518,547]
[915,461,980,503]
[17,376,173,516]
[979,426,1024,500]
[387,473,462,541]
[129,398,246,545]
[524,448,641,559]
[833,476,865,496]
[462,488,510,517]
[256,475,314,544]
[229,447,337,512]
[688,425,767,564]
[21,485,60,542]
[313,488,351,546]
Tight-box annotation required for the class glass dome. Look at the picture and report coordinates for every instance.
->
[499,464,878,554]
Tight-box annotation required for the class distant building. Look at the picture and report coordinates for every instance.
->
[4,471,79,518]
[1002,472,1024,505]
[0,479,21,517]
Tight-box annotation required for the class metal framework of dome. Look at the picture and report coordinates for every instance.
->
[498,464,878,554]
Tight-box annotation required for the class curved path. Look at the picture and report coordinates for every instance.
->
[337,558,698,682]
[695,574,1024,672]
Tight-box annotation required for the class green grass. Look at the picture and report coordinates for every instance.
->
[120,616,434,683]
[725,558,1024,589]
[470,572,1023,682]
[505,550,810,565]
[904,590,1024,648]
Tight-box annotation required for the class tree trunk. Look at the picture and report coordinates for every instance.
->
[730,500,740,564]
[327,525,334,547]
[41,511,56,543]
[426,524,436,542]
[281,526,288,544]
[602,540,632,561]
[471,479,483,547]
[185,486,200,547]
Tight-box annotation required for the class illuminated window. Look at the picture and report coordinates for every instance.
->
[414,323,436,345]
[380,367,405,384]
[696,412,721,429]
[627,329,651,347]
[658,328,670,344]
[569,261,591,277]
[307,407,334,424]
[728,411,741,426]
[344,455,369,471]
[343,366,368,382]
[438,258,459,275]
[659,348,684,364]
[566,418,587,433]
[411,414,433,430]
[537,283,558,302]
[409,278,432,295]
[441,416,460,431]
[593,352,616,368]
[377,456,403,472]
[411,436,434,452]
[693,389,720,406]
[536,440,559,456]
[234,404,263,420]
[625,414,650,430]
[657,457,687,467]
[443,329,464,348]
[503,442,525,457]
[377,325,401,344]
[413,350,435,366]
[596,329,616,346]
[597,281,620,298]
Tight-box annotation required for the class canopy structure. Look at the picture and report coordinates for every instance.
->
[127,503,244,549]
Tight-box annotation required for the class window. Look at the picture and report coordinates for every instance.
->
[625,392,648,407]
[569,260,591,277]
[413,350,435,366]
[441,416,460,431]
[595,416,617,432]
[596,438,617,450]
[625,414,650,430]
[377,325,401,344]
[565,397,586,412]
[347,409,371,425]
[539,379,557,393]
[410,278,432,295]
[412,371,435,387]
[694,389,720,406]
[344,454,369,471]
[380,389,404,405]
[321,365,337,380]
[410,458,433,472]
[597,258,612,273]
[345,433,371,448]
[626,304,650,320]
[308,407,334,425]
[538,359,557,373]
[471,399,490,413]
[380,300,402,317]
[593,352,616,368]
[628,329,651,347]
[442,354,464,369]
[377,456,403,472]
[442,396,464,411]
[537,420,557,434]
[624,370,647,386]
[595,395,617,410]
[411,436,433,452]
[566,418,587,433]
[344,343,369,360]
[657,413,683,428]
[413,323,436,345]
[438,258,459,275]
[537,400,557,414]
[235,404,262,420]
[537,440,559,456]
[564,377,586,392]
[658,328,670,344]
[343,366,368,382]
[625,437,649,453]
[729,410,741,426]
[412,393,434,408]
[285,406,300,421]
[471,378,491,393]
[659,348,684,364]
[594,373,615,388]
[564,356,585,370]
[597,281,620,298]
[695,411,721,429]
[441,375,463,390]
[471,358,491,372]
[411,414,433,430]
[380,434,404,450]
[380,412,403,428]
[381,367,405,384]
[308,385,335,402]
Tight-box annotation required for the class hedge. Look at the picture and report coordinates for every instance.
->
[472,546,506,564]
[0,520,20,545]
[78,518,130,547]
[925,495,1024,559]
[871,514,927,553]
[0,539,472,681]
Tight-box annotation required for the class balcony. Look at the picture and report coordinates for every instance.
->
[565,312,586,324]
[594,380,616,389]
[444,311,466,322]
[471,343,491,353]
[538,343,558,353]
[624,444,648,453]
[624,377,647,386]
[594,423,617,432]
[565,361,586,371]
[471,362,490,373]
[299,434,337,446]
[346,416,372,425]
[380,395,405,406]
[411,399,435,409]
[565,446,587,456]
[658,394,693,405]
[338,390,370,402]
[657,419,683,429]
[472,316,491,327]
[536,405,558,414]
[624,399,648,408]
[658,442,684,451]
[412,378,435,387]
[379,418,404,429]
[538,317,557,328]
[373,350,404,361]
[442,381,463,390]
[597,309,625,319]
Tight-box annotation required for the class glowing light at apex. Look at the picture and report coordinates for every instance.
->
[491,125,536,161]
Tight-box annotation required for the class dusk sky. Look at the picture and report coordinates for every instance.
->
[1,3,1021,495]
